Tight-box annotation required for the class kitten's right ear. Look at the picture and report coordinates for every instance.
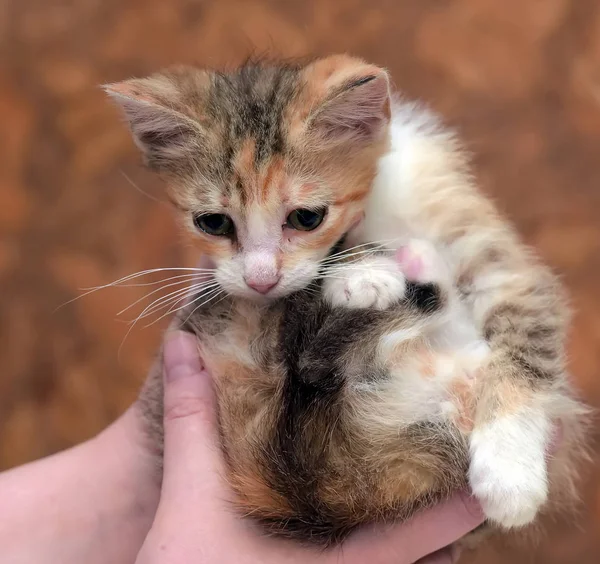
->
[104,76,204,171]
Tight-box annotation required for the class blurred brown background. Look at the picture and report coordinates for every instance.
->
[0,0,599,561]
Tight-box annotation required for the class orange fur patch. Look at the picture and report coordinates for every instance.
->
[261,156,285,201]
[189,236,230,257]
[333,190,369,205]
[417,349,437,379]
[449,376,476,433]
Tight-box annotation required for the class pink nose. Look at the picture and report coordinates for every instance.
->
[245,278,280,294]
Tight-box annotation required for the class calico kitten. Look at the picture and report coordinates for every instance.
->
[183,239,487,544]
[106,55,589,545]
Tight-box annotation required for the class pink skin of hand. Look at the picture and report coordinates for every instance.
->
[136,331,485,564]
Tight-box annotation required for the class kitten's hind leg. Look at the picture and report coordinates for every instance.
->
[398,239,553,528]
[469,389,552,528]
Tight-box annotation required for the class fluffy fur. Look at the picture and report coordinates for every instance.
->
[107,55,590,547]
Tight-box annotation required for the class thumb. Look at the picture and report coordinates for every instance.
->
[160,331,228,511]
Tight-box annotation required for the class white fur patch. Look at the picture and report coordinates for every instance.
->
[361,101,454,246]
[378,326,424,358]
[469,409,550,528]
[323,256,406,310]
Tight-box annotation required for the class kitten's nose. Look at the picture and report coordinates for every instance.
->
[245,277,280,294]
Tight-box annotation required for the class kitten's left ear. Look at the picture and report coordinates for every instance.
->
[302,55,391,146]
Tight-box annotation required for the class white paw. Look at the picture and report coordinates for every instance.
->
[323,256,406,310]
[470,454,548,528]
[469,413,550,528]
[396,239,450,287]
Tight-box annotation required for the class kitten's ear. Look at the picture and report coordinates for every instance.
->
[303,56,391,145]
[104,73,205,170]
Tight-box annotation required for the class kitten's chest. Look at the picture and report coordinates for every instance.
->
[187,299,277,376]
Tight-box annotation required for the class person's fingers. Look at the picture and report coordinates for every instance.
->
[160,330,228,514]
[340,491,484,564]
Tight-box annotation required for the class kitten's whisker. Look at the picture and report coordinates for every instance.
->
[178,289,227,328]
[319,255,385,270]
[118,285,220,355]
[127,281,217,321]
[145,287,224,327]
[322,243,395,260]
[122,287,216,322]
[164,292,198,316]
[326,241,375,256]
[87,267,216,290]
[336,238,399,252]
[320,262,400,274]
[116,277,215,316]
[319,246,396,266]
[87,272,212,290]
[56,268,215,311]
[132,281,220,320]
[323,239,389,259]
[162,284,222,316]
[314,275,355,281]
[301,284,320,297]
[320,238,400,263]
[119,169,165,204]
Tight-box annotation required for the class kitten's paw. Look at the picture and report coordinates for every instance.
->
[396,239,450,287]
[470,457,548,528]
[469,415,549,528]
[323,257,406,310]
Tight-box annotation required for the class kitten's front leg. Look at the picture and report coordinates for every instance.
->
[323,255,406,310]
[323,239,447,310]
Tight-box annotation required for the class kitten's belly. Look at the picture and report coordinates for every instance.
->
[377,303,490,434]
[185,297,486,545]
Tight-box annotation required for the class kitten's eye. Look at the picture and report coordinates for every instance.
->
[286,208,327,231]
[193,213,234,236]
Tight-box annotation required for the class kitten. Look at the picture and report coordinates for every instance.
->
[106,55,589,545]
[182,239,488,544]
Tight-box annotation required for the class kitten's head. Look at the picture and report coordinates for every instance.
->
[106,55,391,299]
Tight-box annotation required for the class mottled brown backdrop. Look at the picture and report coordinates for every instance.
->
[0,0,599,561]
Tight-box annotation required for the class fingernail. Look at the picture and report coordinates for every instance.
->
[163,331,203,381]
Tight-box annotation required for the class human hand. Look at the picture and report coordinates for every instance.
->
[0,366,161,564]
[135,331,485,564]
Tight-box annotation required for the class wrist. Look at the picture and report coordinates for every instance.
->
[0,405,160,564]
[87,405,162,549]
